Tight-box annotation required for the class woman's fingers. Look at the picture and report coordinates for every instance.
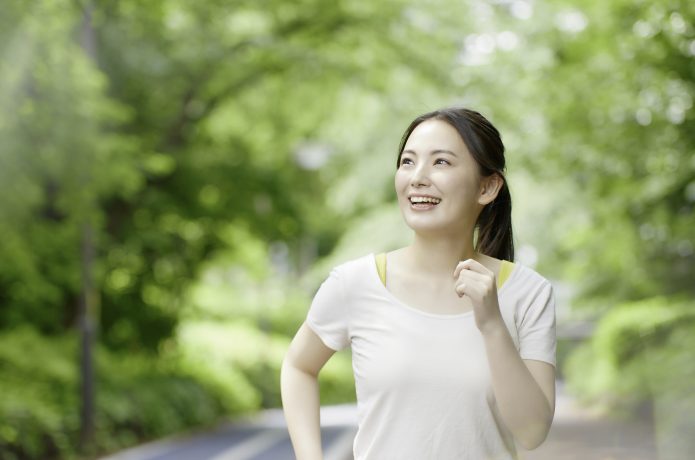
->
[454,268,487,284]
[453,259,503,333]
[454,259,496,299]
[453,258,492,279]
[455,283,466,297]
[455,280,485,298]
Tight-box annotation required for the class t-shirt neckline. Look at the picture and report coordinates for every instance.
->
[369,252,518,319]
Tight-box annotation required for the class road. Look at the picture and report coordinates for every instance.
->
[99,405,356,460]
[522,382,657,460]
[100,382,658,460]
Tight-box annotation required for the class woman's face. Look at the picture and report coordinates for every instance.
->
[395,119,488,236]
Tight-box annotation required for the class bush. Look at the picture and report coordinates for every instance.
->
[0,327,79,459]
[176,320,355,409]
[565,296,695,412]
[0,320,356,459]
[0,327,233,460]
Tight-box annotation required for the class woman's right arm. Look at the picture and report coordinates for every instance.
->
[281,321,337,460]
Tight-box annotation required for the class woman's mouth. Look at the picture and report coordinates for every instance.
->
[409,196,441,210]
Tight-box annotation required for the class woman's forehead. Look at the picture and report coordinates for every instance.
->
[404,119,468,154]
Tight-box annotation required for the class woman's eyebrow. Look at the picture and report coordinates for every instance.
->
[402,149,457,156]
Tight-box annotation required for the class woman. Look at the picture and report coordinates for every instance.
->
[281,108,556,460]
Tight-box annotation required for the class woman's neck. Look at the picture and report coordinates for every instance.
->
[402,232,480,278]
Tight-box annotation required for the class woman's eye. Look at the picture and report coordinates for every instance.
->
[435,158,450,165]
[400,158,414,166]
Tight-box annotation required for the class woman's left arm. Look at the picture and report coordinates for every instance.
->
[481,326,555,449]
[454,259,555,450]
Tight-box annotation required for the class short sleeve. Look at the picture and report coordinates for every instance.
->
[305,268,350,351]
[518,281,556,367]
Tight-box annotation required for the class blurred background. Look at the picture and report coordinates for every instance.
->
[0,0,693,459]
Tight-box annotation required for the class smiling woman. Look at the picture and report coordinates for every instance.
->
[281,107,556,460]
[395,109,513,261]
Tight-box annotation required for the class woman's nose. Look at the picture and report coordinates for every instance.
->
[411,164,431,187]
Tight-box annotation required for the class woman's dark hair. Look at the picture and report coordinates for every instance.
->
[396,107,514,262]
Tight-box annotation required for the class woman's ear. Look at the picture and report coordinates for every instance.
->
[478,173,504,206]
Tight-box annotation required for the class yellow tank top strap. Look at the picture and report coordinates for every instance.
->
[497,260,514,289]
[375,252,387,286]
[377,252,511,289]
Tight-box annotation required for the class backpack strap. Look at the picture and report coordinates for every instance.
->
[375,252,387,286]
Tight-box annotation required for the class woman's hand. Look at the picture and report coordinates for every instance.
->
[453,259,504,334]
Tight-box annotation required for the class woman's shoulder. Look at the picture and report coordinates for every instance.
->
[504,260,553,298]
[511,261,551,282]
[329,253,377,279]
[320,253,378,297]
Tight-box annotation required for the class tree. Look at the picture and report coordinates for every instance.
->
[0,0,461,350]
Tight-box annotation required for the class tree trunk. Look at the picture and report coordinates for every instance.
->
[78,1,98,452]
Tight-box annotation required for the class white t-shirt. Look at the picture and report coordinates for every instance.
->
[306,253,556,460]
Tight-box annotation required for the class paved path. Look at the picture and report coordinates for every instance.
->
[522,383,657,460]
[99,405,357,460]
[101,382,658,460]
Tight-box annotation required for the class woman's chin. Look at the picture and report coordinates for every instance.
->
[404,219,450,235]
[402,214,469,237]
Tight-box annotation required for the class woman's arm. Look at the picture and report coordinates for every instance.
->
[481,325,555,449]
[454,259,555,449]
[281,322,336,460]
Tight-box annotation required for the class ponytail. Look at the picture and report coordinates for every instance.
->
[475,177,514,262]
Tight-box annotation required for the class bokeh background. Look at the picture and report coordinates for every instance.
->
[1,0,693,459]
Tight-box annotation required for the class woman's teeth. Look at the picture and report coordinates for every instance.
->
[409,196,441,204]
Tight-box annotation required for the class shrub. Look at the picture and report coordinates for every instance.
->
[176,320,355,409]
[565,296,695,412]
[0,327,233,459]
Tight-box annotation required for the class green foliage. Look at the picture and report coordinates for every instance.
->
[176,320,355,409]
[531,0,695,303]
[316,351,356,406]
[184,224,312,340]
[0,327,233,460]
[520,0,695,425]
[0,0,465,354]
[565,297,695,412]
[0,328,78,459]
[2,0,453,455]
[0,0,136,336]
